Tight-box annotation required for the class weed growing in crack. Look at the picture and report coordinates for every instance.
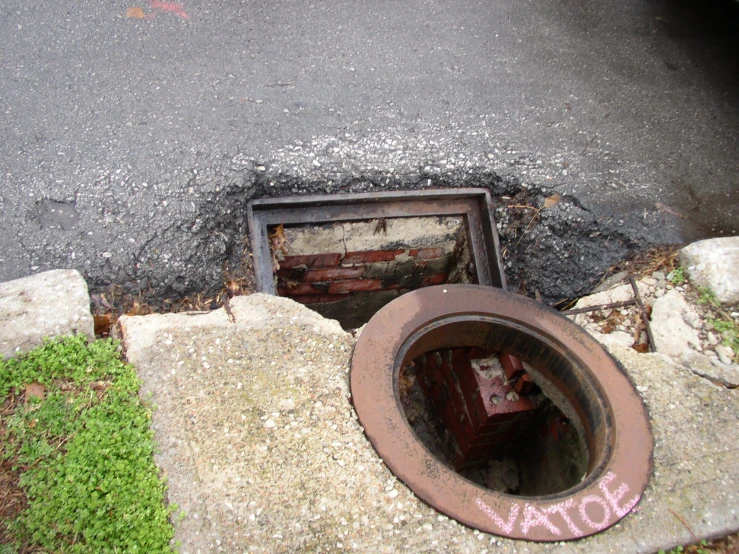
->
[659,538,725,554]
[668,266,686,286]
[696,286,721,308]
[0,336,175,553]
[710,319,739,356]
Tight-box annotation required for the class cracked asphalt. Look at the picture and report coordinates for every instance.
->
[0,0,737,302]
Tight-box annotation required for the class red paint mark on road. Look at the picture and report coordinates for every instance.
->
[146,0,189,19]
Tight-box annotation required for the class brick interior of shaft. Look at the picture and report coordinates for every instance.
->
[404,347,589,495]
[271,216,476,329]
[415,348,541,469]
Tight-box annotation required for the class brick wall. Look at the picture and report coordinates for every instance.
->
[414,348,542,469]
[275,247,452,305]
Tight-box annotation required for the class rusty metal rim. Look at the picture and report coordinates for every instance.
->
[350,285,653,542]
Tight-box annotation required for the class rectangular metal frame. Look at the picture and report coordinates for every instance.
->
[247,188,507,295]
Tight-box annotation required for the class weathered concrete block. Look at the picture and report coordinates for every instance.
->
[679,237,739,304]
[0,269,94,358]
[650,289,701,359]
[115,294,739,553]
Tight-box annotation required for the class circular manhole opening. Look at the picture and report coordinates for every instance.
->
[351,284,653,541]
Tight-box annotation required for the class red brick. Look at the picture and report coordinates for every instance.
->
[328,279,383,294]
[415,356,433,392]
[281,282,323,296]
[415,348,541,469]
[417,353,450,413]
[280,253,342,269]
[480,375,534,412]
[447,349,472,384]
[410,247,445,260]
[422,273,448,286]
[474,423,518,443]
[342,249,405,264]
[456,358,481,408]
[444,375,471,429]
[482,429,520,446]
[276,267,307,280]
[304,266,365,282]
[514,374,537,395]
[427,378,446,406]
[499,353,525,381]
[425,365,446,406]
[478,380,509,408]
[441,353,462,397]
[459,438,508,457]
[478,375,520,418]
[462,376,499,427]
[453,435,511,469]
[443,401,475,445]
[291,294,349,304]
[468,347,496,359]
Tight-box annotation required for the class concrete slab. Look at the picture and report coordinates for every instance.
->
[0,269,94,358]
[119,293,739,553]
[679,237,739,305]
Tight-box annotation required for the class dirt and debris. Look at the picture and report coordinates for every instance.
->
[90,252,256,337]
[568,252,739,388]
[0,393,28,550]
[73,156,684,321]
[88,178,684,338]
[676,531,739,554]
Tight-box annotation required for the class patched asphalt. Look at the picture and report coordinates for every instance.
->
[0,0,737,303]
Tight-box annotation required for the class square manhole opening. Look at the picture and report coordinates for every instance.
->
[247,189,506,329]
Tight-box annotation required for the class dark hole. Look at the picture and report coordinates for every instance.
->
[269,216,478,329]
[398,325,592,497]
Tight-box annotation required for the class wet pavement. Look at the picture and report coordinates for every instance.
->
[0,0,737,302]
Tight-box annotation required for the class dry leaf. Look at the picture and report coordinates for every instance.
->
[542,193,561,209]
[126,7,146,18]
[25,382,45,402]
[398,363,416,406]
[268,224,288,272]
[655,202,687,219]
[94,314,114,337]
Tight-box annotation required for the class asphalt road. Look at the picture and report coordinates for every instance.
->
[0,0,737,301]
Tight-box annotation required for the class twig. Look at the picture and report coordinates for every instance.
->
[668,508,697,542]
[54,435,73,452]
[562,299,636,316]
[223,296,236,324]
[629,276,656,353]
[514,207,542,248]
[582,134,597,153]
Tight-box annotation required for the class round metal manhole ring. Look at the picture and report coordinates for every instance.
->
[350,284,653,542]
